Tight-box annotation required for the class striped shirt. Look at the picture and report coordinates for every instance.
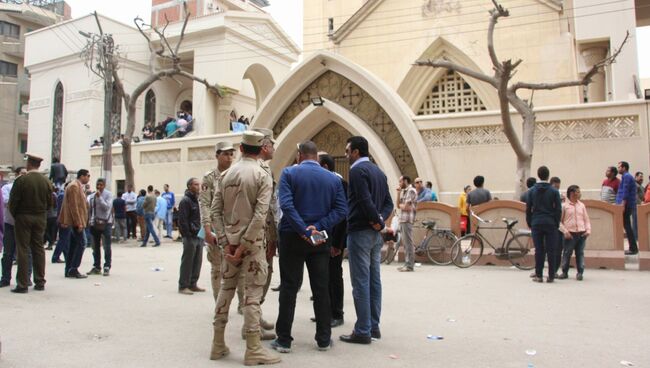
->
[398,185,418,224]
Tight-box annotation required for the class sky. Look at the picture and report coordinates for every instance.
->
[65,0,647,78]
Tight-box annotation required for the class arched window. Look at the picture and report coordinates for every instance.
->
[110,83,122,142]
[51,82,63,160]
[417,70,486,115]
[144,89,156,125]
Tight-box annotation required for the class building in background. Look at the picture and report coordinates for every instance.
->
[0,0,68,180]
[24,0,298,190]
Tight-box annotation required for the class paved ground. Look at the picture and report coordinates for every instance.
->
[1,238,649,368]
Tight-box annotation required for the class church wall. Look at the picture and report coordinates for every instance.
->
[333,0,580,108]
[416,100,650,203]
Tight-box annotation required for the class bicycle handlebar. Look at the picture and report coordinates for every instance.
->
[470,211,491,224]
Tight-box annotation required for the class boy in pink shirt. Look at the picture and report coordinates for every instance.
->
[558,185,591,281]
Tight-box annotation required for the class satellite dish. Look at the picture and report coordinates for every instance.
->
[20,104,29,114]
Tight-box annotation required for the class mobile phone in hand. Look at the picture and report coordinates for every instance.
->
[310,230,328,245]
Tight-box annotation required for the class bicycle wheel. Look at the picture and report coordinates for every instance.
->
[426,232,457,265]
[506,233,534,270]
[384,242,399,265]
[450,234,483,268]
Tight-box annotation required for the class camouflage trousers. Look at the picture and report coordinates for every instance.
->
[207,244,244,303]
[213,243,268,333]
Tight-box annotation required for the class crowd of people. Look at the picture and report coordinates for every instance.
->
[0,135,647,365]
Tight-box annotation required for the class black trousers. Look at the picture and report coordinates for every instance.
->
[623,206,638,253]
[329,250,344,320]
[276,231,331,347]
[44,217,58,246]
[126,211,137,239]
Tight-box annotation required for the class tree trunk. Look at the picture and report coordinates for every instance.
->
[101,69,113,190]
[515,155,531,200]
[122,102,137,189]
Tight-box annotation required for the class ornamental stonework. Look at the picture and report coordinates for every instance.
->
[188,146,215,162]
[140,149,181,164]
[272,71,417,179]
[422,116,639,148]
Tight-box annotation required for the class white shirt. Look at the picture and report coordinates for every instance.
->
[122,191,137,212]
[2,182,13,225]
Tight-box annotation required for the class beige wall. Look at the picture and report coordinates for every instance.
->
[418,100,650,203]
[304,0,585,109]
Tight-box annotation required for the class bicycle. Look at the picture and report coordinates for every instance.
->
[415,220,457,265]
[450,212,534,270]
[383,220,457,265]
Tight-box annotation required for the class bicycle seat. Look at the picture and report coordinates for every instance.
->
[421,220,436,229]
[503,218,519,228]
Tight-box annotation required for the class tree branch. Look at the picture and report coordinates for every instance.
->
[414,59,498,87]
[511,31,630,92]
[177,70,224,97]
[487,0,509,71]
[174,2,190,56]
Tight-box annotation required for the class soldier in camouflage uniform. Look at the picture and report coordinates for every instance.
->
[251,128,278,335]
[199,141,236,302]
[209,131,280,365]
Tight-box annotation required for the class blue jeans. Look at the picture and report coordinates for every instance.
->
[165,209,174,237]
[91,225,112,269]
[53,225,70,262]
[142,213,160,245]
[562,233,586,275]
[347,229,383,336]
[66,227,86,276]
[1,223,16,283]
[532,224,558,279]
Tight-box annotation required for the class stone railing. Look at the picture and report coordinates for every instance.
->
[89,132,243,191]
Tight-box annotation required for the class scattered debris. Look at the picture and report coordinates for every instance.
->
[620,361,634,367]
[94,282,101,286]
[415,262,422,267]
[388,354,398,359]
[525,349,537,356]
[143,295,154,298]
[446,318,456,322]
[151,267,164,272]
[426,335,444,340]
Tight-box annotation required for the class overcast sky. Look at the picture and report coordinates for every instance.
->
[64,0,648,78]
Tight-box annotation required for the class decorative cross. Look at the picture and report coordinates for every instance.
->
[342,85,360,106]
[396,148,411,165]
[372,113,391,134]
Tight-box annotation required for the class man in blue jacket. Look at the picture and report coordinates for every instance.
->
[526,166,562,283]
[616,161,638,255]
[272,141,347,353]
[340,136,393,345]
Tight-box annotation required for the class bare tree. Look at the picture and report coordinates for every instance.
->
[415,0,629,198]
[80,13,117,189]
[83,4,223,188]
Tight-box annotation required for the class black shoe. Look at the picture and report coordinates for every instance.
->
[45,245,53,250]
[0,280,10,287]
[557,273,568,280]
[310,317,316,322]
[34,284,45,291]
[52,259,64,264]
[153,243,160,247]
[317,339,333,351]
[371,329,381,340]
[11,286,28,293]
[103,267,110,276]
[87,268,102,275]
[546,277,554,283]
[140,244,147,247]
[271,286,281,292]
[625,250,638,255]
[331,318,344,328]
[339,332,371,344]
[68,272,88,279]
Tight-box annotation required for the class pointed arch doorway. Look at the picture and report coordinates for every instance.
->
[252,51,436,189]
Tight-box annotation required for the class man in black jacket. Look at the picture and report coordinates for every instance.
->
[526,166,562,283]
[319,153,348,328]
[178,177,205,295]
[340,136,393,345]
[49,157,68,191]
